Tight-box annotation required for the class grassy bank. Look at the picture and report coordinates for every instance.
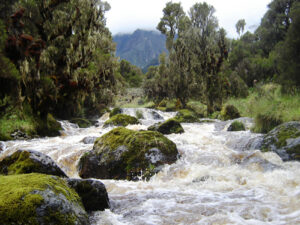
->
[0,105,61,141]
[225,83,300,133]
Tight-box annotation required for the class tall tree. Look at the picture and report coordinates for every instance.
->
[235,19,246,37]
[157,2,185,51]
[188,3,228,114]
[4,0,117,118]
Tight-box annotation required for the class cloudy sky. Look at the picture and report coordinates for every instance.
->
[105,0,271,38]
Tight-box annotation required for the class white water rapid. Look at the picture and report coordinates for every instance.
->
[1,108,300,225]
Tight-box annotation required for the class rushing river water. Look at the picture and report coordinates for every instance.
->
[1,108,300,225]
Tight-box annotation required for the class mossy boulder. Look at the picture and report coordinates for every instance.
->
[174,109,199,123]
[228,121,246,131]
[103,114,139,128]
[0,173,89,225]
[66,178,110,211]
[78,127,179,180]
[70,118,92,128]
[43,113,62,136]
[148,119,184,134]
[0,150,67,177]
[109,107,122,117]
[261,122,300,161]
[220,105,240,121]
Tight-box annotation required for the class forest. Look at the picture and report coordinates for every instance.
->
[0,0,299,137]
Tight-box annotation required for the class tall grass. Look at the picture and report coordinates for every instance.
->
[225,83,300,133]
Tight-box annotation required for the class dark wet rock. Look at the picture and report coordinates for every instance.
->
[109,107,122,117]
[10,130,29,140]
[0,149,67,177]
[228,121,246,131]
[70,118,92,128]
[148,119,184,134]
[220,105,240,121]
[150,110,163,120]
[103,114,139,128]
[261,121,300,161]
[78,127,179,181]
[0,173,89,225]
[81,136,97,144]
[66,178,110,211]
[0,142,5,152]
[174,109,199,123]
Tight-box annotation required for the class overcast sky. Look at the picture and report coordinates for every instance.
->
[105,0,271,38]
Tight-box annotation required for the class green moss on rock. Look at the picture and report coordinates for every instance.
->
[0,173,89,225]
[148,119,184,134]
[70,118,92,128]
[228,121,246,131]
[261,122,300,161]
[103,114,139,128]
[78,127,178,180]
[174,109,199,123]
[220,105,240,121]
[109,107,122,117]
[0,150,67,177]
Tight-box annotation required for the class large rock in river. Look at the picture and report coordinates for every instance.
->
[67,178,110,211]
[0,173,89,225]
[0,149,67,177]
[148,119,184,134]
[174,109,199,123]
[78,127,179,180]
[103,114,139,128]
[261,121,300,161]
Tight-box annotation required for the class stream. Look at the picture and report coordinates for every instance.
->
[1,108,300,225]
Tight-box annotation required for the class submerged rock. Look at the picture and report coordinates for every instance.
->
[261,121,300,161]
[174,109,199,123]
[70,118,92,128]
[81,136,97,144]
[78,127,179,180]
[0,173,89,225]
[148,119,184,134]
[0,149,67,177]
[0,142,5,152]
[66,178,110,211]
[103,114,139,128]
[150,110,163,120]
[10,130,29,140]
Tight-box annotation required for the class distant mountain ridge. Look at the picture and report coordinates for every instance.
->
[113,29,167,70]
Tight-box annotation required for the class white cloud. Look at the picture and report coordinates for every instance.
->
[105,0,271,37]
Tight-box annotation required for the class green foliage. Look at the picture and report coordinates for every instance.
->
[226,83,300,133]
[119,59,143,88]
[275,2,300,89]
[236,19,246,36]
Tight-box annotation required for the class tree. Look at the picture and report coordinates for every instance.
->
[188,3,228,114]
[235,19,246,37]
[275,2,300,89]
[256,0,299,55]
[157,2,185,51]
[4,0,117,118]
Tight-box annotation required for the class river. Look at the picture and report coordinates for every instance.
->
[1,108,300,225]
